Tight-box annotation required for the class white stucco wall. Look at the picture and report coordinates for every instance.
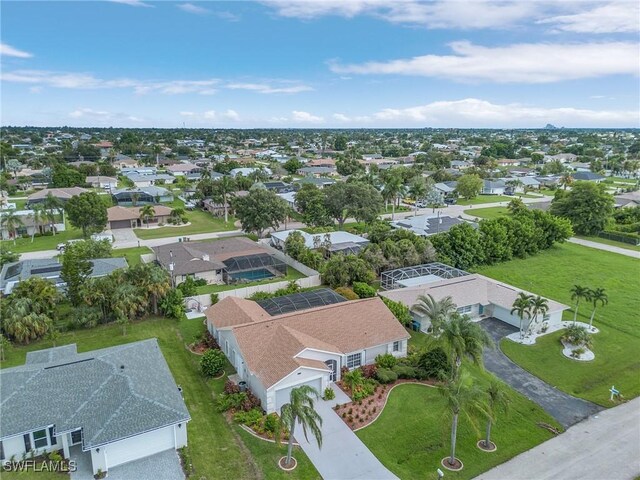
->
[1,428,63,463]
[267,368,329,414]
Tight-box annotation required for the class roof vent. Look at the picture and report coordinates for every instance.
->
[120,365,125,370]
[202,254,210,262]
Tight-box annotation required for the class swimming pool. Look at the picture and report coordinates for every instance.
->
[229,268,276,281]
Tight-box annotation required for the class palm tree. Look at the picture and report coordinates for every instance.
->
[29,204,47,243]
[280,385,323,468]
[408,176,427,216]
[1,209,24,245]
[42,193,64,236]
[526,296,549,336]
[212,176,237,223]
[482,380,511,450]
[411,294,457,334]
[381,171,403,220]
[125,263,171,315]
[112,283,146,335]
[140,204,155,228]
[588,287,608,331]
[440,314,493,378]
[559,173,573,190]
[570,285,591,325]
[439,370,487,468]
[510,292,533,339]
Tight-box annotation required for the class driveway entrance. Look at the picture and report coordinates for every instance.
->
[479,318,602,428]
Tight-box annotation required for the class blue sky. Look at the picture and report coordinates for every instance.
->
[1,1,639,128]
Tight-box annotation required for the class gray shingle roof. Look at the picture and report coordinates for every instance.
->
[0,339,190,449]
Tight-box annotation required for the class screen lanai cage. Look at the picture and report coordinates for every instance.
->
[257,288,347,316]
[222,252,287,284]
[380,262,470,291]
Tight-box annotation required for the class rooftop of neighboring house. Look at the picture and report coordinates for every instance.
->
[270,229,369,250]
[391,214,471,236]
[86,176,117,183]
[165,162,201,173]
[379,273,568,315]
[572,172,605,181]
[27,187,89,202]
[152,237,271,276]
[0,339,190,449]
[206,296,409,388]
[107,205,173,222]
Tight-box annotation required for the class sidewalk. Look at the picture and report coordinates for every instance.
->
[475,397,640,480]
[568,237,640,259]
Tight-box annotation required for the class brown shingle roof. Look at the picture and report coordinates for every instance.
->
[222,297,409,388]
[205,296,271,329]
[27,187,88,201]
[107,205,173,222]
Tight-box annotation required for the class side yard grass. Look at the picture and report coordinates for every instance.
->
[0,317,319,480]
[456,195,512,206]
[463,206,509,220]
[0,220,83,254]
[112,246,152,266]
[476,242,640,406]
[357,378,560,480]
[196,266,306,295]
[134,209,237,240]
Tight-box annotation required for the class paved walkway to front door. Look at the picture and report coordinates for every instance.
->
[295,384,398,480]
[480,318,602,428]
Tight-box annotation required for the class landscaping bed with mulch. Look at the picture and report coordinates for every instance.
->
[334,379,438,430]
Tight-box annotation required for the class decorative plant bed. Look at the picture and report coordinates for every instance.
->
[441,457,464,471]
[334,379,438,431]
[561,341,595,361]
[477,440,497,452]
[278,456,297,471]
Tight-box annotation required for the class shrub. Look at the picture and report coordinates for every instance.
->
[200,349,226,377]
[203,331,220,349]
[224,380,241,394]
[380,297,412,325]
[323,387,335,401]
[376,368,398,384]
[361,364,378,379]
[418,347,449,380]
[375,353,397,369]
[571,347,587,358]
[562,325,593,348]
[248,291,273,301]
[263,413,281,436]
[353,282,377,298]
[48,451,62,462]
[352,379,377,402]
[217,392,247,412]
[334,286,359,300]
[210,293,219,305]
[392,364,417,379]
[233,408,263,427]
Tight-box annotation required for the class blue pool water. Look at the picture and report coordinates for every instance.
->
[230,268,275,281]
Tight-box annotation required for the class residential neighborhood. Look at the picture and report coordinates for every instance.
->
[1,1,639,480]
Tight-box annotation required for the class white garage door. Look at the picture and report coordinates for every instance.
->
[105,426,175,469]
[275,378,322,413]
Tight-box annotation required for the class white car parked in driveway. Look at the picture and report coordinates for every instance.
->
[56,239,85,251]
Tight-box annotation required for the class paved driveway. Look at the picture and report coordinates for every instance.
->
[475,397,640,480]
[295,385,398,480]
[480,318,602,428]
[70,447,184,480]
[110,227,139,244]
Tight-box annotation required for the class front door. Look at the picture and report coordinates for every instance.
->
[325,359,337,381]
[70,430,82,445]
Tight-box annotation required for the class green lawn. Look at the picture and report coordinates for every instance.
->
[463,206,509,220]
[357,379,560,480]
[456,195,512,206]
[0,220,82,254]
[112,246,152,266]
[134,209,237,240]
[196,266,306,294]
[0,317,319,480]
[476,243,640,406]
[575,235,640,252]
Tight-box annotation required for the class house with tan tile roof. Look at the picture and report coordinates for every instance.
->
[206,296,409,413]
[379,273,569,333]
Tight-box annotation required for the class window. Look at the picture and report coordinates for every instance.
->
[1,441,4,461]
[393,341,401,352]
[457,305,472,314]
[23,434,31,452]
[346,353,362,369]
[33,429,48,449]
[49,427,57,446]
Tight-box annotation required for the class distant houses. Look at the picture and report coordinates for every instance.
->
[390,214,472,237]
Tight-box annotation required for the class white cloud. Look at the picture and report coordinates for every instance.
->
[333,98,638,128]
[223,109,240,121]
[538,2,640,33]
[68,108,144,124]
[179,111,195,116]
[203,110,217,119]
[109,0,154,7]
[330,41,639,83]
[178,3,210,15]
[332,113,351,121]
[292,110,324,123]
[0,43,33,58]
[226,82,313,94]
[264,1,538,29]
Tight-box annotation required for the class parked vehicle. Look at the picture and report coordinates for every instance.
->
[91,233,114,243]
[56,239,85,251]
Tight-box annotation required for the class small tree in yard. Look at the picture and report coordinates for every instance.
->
[588,287,608,331]
[482,380,511,451]
[455,174,483,200]
[65,191,108,237]
[570,285,591,325]
[140,204,155,228]
[200,349,226,377]
[526,296,549,336]
[440,370,487,469]
[280,385,322,469]
[510,292,532,339]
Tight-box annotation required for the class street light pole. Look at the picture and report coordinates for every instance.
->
[169,250,175,288]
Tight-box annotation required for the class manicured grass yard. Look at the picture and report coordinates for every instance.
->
[476,243,640,406]
[134,209,237,240]
[463,206,509,220]
[357,379,559,480]
[456,195,512,206]
[112,246,152,265]
[0,317,319,480]
[196,266,306,294]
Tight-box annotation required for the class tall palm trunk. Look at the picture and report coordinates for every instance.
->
[391,201,395,220]
[484,418,492,448]
[223,192,228,223]
[286,415,297,465]
[589,308,596,329]
[449,413,459,465]
[573,301,579,324]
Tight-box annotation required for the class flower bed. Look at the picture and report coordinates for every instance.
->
[334,379,438,430]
